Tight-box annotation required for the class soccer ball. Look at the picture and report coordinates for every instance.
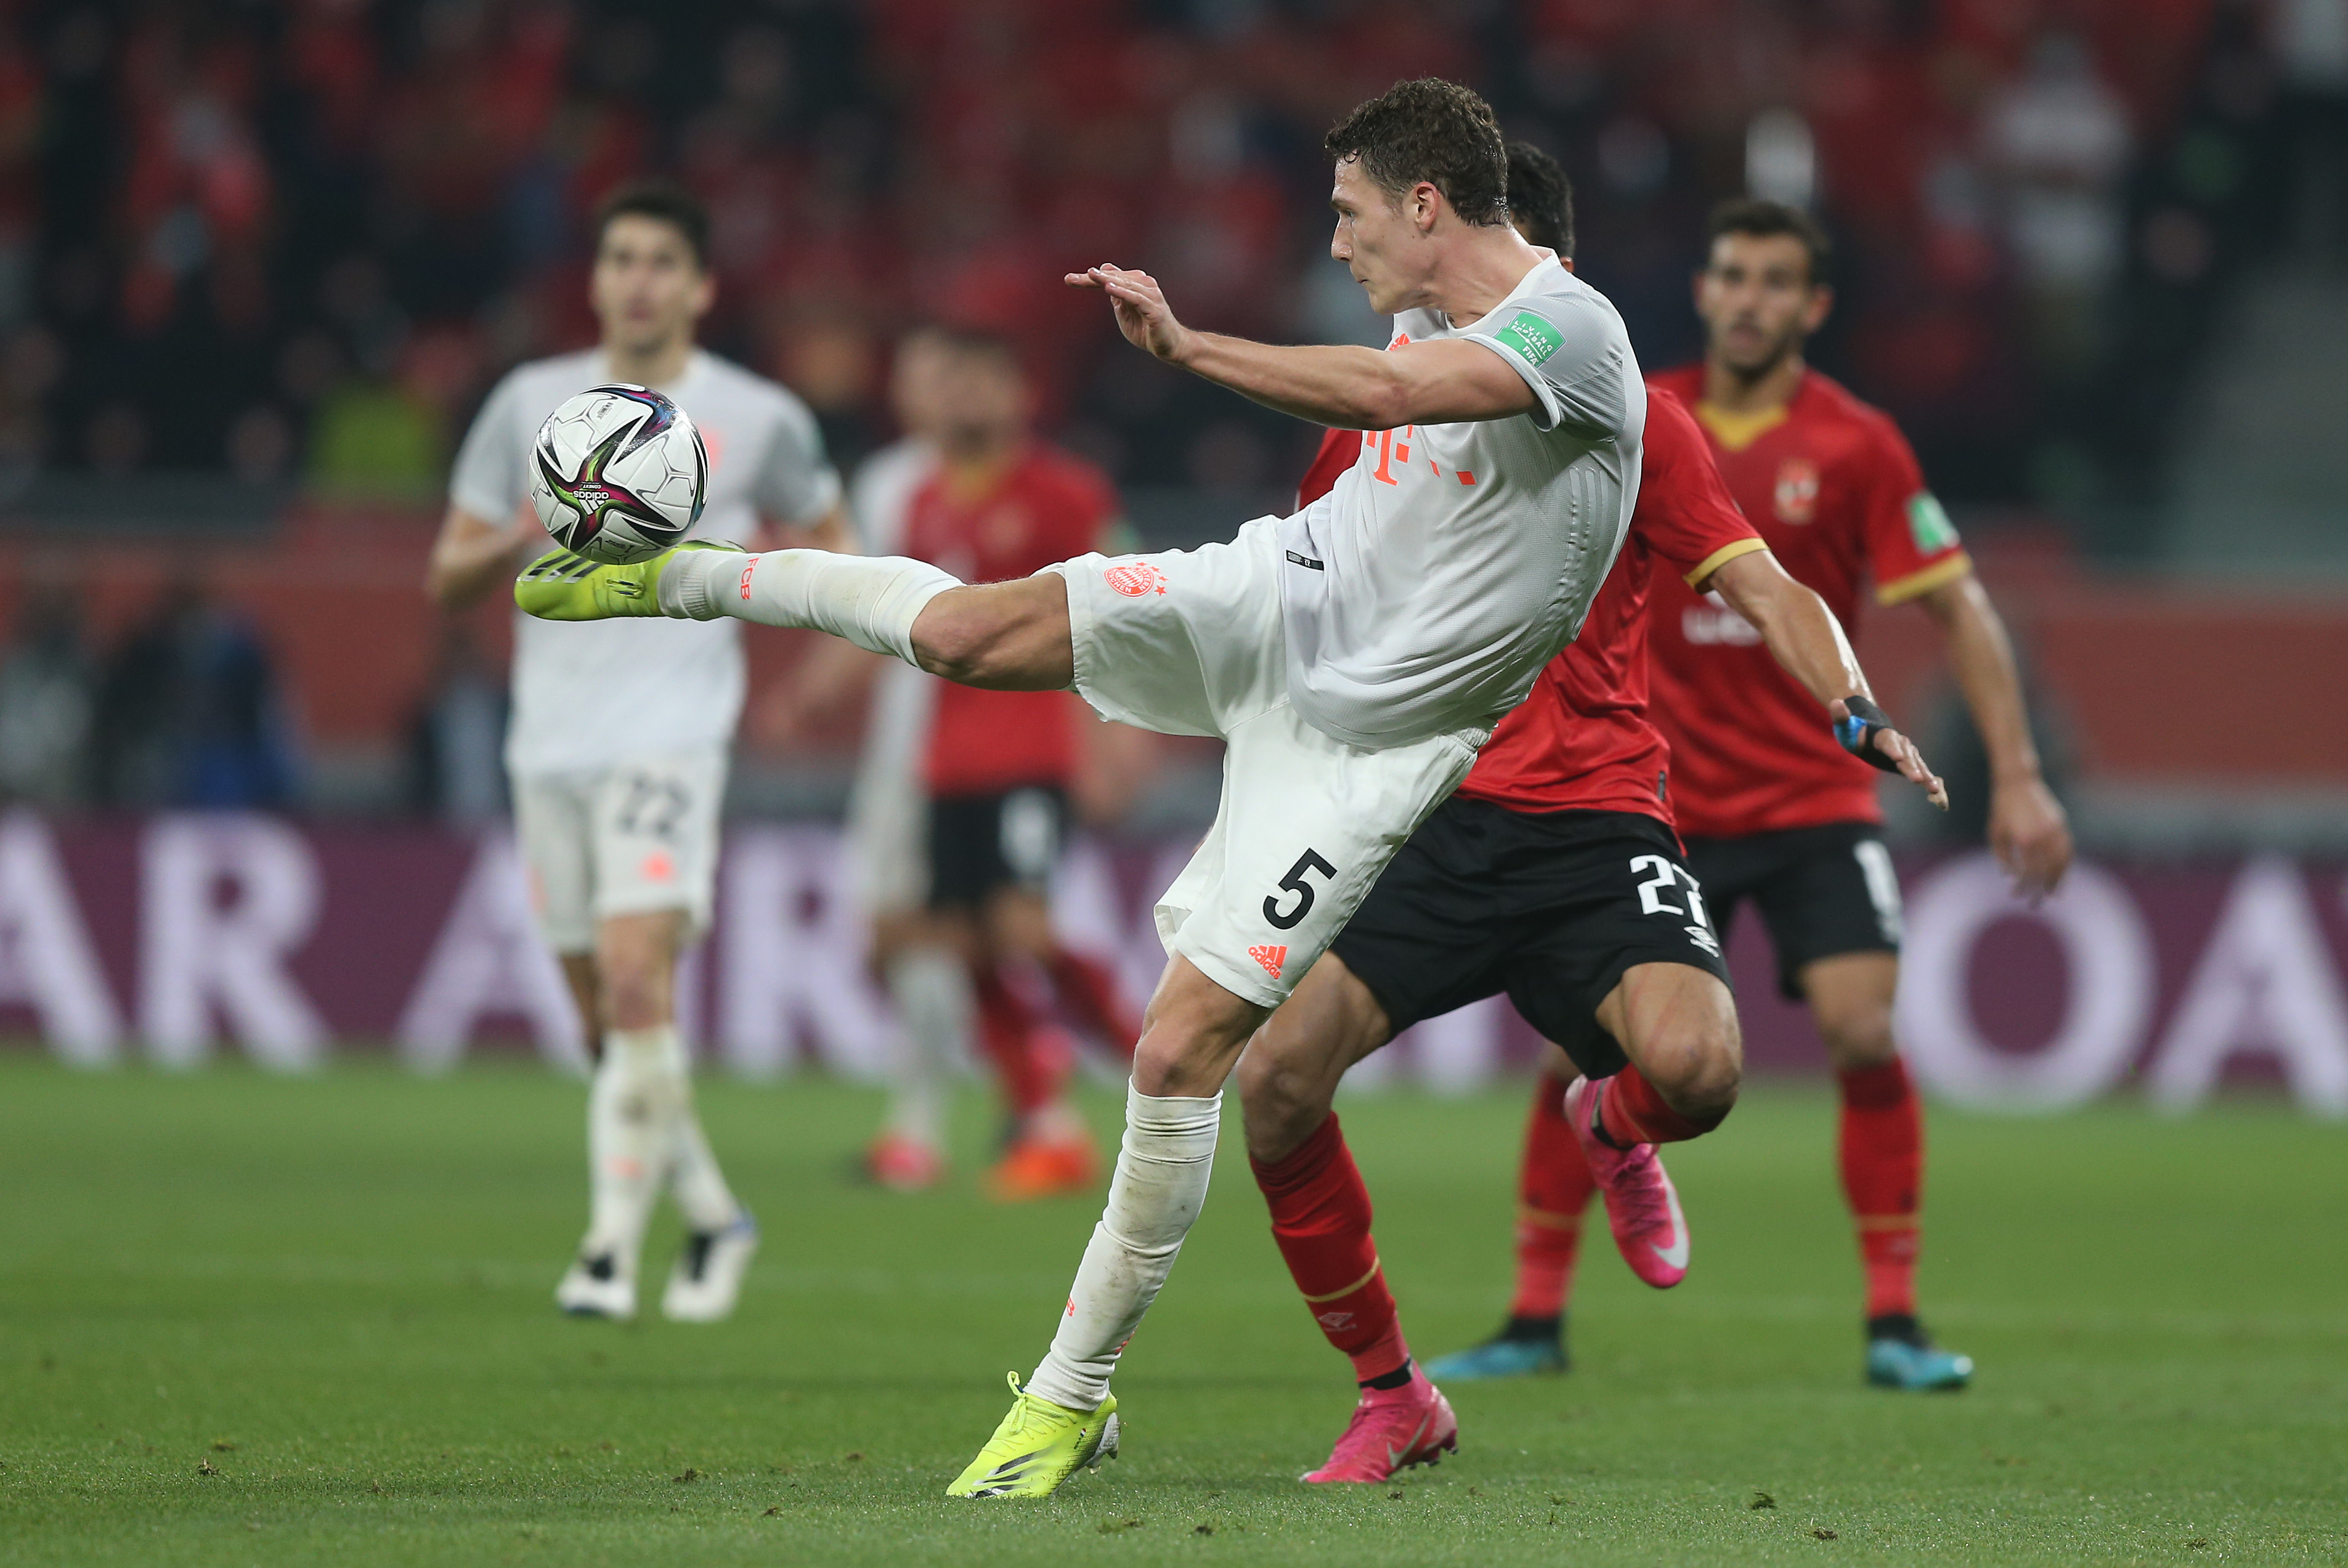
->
[529,383,708,564]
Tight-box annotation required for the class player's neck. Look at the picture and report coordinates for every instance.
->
[603,336,695,390]
[1422,227,1548,328]
[940,435,1022,495]
[1701,351,1805,418]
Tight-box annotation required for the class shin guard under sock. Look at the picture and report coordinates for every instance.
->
[1026,1084,1222,1410]
[1513,1070,1597,1320]
[1838,1057,1923,1320]
[1249,1113,1410,1385]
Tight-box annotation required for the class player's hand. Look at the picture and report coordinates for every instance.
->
[1830,696,1948,812]
[1066,264,1193,364]
[1988,775,2071,902]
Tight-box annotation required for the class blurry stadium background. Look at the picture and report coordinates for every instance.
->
[0,0,2339,1113]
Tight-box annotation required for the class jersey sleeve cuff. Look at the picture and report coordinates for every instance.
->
[1682,536,1769,588]
[1875,551,1972,605]
[1459,333,1565,433]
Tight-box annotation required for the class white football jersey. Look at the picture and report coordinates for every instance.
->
[450,348,840,776]
[1276,255,1644,748]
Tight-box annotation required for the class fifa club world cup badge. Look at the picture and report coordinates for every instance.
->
[1104,563,1168,597]
[1774,457,1820,524]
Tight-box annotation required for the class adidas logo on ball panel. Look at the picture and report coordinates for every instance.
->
[530,383,709,565]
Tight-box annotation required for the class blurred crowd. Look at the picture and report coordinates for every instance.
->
[0,0,2296,525]
[0,569,299,810]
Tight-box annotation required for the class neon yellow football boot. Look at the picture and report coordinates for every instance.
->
[513,540,741,622]
[945,1372,1119,1499]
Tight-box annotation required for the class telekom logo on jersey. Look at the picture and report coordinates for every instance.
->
[1366,333,1477,489]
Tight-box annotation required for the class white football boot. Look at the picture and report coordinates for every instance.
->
[555,1251,638,1321]
[660,1214,759,1323]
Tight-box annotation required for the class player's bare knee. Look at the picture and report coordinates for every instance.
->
[1818,1005,1896,1071]
[1640,1013,1742,1119]
[1234,1043,1323,1160]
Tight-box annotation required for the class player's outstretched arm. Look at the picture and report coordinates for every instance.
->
[427,504,541,611]
[1917,574,2072,897]
[1066,265,1535,428]
[1707,549,1949,811]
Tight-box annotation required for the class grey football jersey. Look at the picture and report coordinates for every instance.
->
[449,349,840,775]
[1276,256,1643,749]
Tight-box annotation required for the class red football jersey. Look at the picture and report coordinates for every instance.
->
[902,443,1117,795]
[1294,390,1763,821]
[1644,365,1970,839]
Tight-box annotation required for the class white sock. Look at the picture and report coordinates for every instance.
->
[884,947,969,1150]
[583,1026,688,1269]
[660,548,959,665]
[669,1105,743,1233]
[1026,1083,1223,1412]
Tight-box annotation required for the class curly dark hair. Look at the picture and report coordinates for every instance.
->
[1707,198,1833,287]
[1505,140,1574,259]
[593,180,712,272]
[1323,78,1509,227]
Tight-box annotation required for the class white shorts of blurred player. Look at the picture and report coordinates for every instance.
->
[1048,517,1483,1011]
[514,747,728,954]
[842,660,936,921]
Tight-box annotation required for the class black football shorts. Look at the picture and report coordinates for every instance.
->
[1682,819,1903,999]
[1329,798,1731,1080]
[927,785,1068,909]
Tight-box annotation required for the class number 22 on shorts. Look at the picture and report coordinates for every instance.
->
[1630,853,1722,958]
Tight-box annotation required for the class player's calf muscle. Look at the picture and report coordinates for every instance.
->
[911,577,1075,690]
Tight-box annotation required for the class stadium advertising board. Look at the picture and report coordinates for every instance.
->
[0,813,2340,1115]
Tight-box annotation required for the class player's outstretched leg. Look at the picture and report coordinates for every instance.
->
[948,959,1254,1499]
[1427,1062,1594,1382]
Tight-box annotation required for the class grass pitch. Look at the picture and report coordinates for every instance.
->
[0,1055,2341,1566]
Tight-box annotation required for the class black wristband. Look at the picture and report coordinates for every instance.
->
[1834,694,1902,773]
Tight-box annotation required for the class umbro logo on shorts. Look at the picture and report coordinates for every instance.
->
[1248,944,1286,978]
[1103,564,1167,597]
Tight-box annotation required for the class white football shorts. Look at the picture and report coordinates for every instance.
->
[513,747,728,954]
[1048,518,1483,1009]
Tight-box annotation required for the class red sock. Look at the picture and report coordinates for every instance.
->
[1046,947,1142,1057]
[973,968,1068,1122]
[1595,1064,1723,1147]
[1249,1113,1408,1384]
[1838,1058,1923,1320]
[1511,1070,1597,1320]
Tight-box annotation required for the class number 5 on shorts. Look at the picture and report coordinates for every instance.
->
[1264,850,1337,930]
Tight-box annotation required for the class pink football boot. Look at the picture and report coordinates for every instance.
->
[1563,1074,1689,1288]
[1301,1364,1459,1484]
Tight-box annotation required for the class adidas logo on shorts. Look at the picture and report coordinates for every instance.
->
[1248,944,1286,978]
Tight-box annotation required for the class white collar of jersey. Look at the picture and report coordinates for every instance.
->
[1440,252,1569,333]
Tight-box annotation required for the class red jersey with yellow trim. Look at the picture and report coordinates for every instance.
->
[1295,387,1763,821]
[1645,365,1969,839]
[902,442,1117,795]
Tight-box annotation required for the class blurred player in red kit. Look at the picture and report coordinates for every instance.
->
[1432,200,2072,1392]
[898,328,1144,1201]
[1243,146,1947,1482]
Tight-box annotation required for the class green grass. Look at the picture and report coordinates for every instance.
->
[0,1056,2341,1566]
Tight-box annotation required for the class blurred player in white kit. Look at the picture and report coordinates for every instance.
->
[427,181,849,1322]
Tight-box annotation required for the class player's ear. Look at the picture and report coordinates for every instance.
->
[1802,283,1834,333]
[689,267,717,320]
[1412,181,1442,235]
